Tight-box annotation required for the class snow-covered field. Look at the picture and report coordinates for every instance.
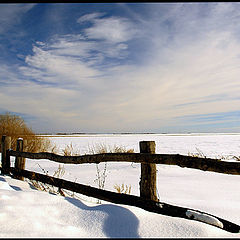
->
[1,133,240,238]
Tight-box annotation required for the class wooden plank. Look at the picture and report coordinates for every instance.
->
[8,167,240,233]
[8,150,240,175]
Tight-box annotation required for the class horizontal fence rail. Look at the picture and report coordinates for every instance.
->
[8,150,240,175]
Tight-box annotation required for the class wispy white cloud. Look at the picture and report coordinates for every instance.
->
[78,13,139,43]
[77,12,106,23]
[18,15,136,89]
[19,44,102,89]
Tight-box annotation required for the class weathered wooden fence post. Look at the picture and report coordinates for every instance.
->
[139,141,158,201]
[1,135,11,174]
[15,138,26,180]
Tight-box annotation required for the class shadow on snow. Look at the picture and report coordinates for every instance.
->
[65,196,140,238]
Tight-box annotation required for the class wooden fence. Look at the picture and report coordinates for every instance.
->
[1,135,240,233]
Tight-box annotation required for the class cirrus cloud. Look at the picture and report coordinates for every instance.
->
[1,3,240,133]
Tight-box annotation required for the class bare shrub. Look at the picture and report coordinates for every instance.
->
[94,162,107,190]
[0,112,52,152]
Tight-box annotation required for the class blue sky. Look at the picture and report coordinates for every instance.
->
[1,2,240,133]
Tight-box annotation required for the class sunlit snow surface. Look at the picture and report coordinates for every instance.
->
[1,133,240,237]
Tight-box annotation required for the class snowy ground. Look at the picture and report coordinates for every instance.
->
[1,133,240,238]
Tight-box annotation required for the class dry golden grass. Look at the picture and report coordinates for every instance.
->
[188,147,240,162]
[53,142,134,156]
[0,112,52,153]
[188,148,207,158]
[88,142,134,154]
[62,143,81,156]
[113,183,131,194]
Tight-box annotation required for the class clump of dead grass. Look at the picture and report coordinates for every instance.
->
[62,142,81,156]
[88,142,134,154]
[114,183,131,194]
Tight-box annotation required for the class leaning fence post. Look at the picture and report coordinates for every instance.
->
[15,138,25,180]
[139,141,158,201]
[1,135,11,175]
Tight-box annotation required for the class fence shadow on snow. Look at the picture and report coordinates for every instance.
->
[1,135,240,233]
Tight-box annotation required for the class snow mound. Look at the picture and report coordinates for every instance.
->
[0,175,239,238]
